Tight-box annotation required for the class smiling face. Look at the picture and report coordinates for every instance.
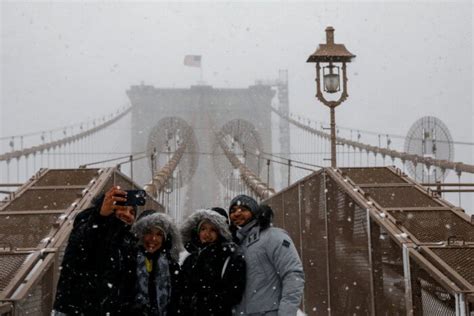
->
[115,206,136,225]
[229,205,253,227]
[198,221,219,244]
[143,228,165,253]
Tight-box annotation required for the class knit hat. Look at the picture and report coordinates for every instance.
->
[229,195,259,217]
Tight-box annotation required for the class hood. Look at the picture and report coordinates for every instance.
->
[132,212,183,261]
[180,209,232,247]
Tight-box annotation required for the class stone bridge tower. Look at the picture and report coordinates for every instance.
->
[127,83,279,219]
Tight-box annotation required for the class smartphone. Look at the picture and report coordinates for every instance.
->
[116,189,146,206]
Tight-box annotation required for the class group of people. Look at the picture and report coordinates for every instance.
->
[53,186,305,315]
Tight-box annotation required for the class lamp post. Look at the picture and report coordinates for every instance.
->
[307,26,355,168]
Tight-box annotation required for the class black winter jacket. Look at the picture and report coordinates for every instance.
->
[180,209,246,316]
[181,241,246,316]
[53,206,137,315]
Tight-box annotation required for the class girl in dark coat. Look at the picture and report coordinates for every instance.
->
[180,209,246,316]
[132,211,183,316]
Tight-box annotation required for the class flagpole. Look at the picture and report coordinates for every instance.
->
[200,60,203,83]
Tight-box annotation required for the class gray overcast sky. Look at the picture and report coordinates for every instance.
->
[1,0,473,161]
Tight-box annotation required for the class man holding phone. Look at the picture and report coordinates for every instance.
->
[100,186,142,224]
[53,186,145,315]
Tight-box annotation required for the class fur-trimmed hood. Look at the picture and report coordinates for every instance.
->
[132,212,183,261]
[180,209,232,247]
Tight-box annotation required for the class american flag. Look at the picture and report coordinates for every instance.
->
[184,55,202,67]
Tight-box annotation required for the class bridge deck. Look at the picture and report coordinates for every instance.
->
[0,166,473,315]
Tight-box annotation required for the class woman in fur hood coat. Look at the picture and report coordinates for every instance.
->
[180,209,246,316]
[132,211,183,316]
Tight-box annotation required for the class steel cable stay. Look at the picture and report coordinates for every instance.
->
[78,151,147,168]
[139,149,321,174]
[142,131,190,199]
[206,112,275,200]
[214,130,275,200]
[245,150,323,174]
[259,157,316,173]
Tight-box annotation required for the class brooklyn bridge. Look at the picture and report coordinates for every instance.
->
[1,65,473,315]
[1,2,474,315]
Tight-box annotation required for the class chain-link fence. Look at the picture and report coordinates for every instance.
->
[0,168,162,316]
[265,167,474,315]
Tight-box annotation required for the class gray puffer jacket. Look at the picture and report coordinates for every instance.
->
[234,222,305,316]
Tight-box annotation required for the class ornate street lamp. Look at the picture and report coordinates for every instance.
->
[307,26,355,168]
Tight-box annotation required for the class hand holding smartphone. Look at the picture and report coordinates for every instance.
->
[116,189,146,206]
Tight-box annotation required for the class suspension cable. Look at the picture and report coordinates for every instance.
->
[0,105,130,141]
[215,131,275,199]
[287,109,474,146]
[143,132,190,198]
[272,107,474,174]
[0,107,132,162]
